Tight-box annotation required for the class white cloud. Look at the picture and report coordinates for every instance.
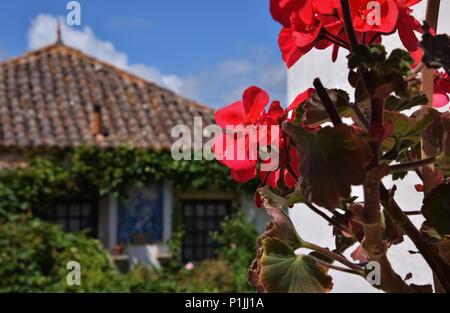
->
[28,14,183,93]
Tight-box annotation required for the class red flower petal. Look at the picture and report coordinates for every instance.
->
[380,0,400,33]
[267,100,285,122]
[313,0,335,15]
[266,170,281,189]
[292,20,323,47]
[279,27,312,68]
[231,167,257,183]
[243,86,270,124]
[349,0,399,34]
[284,169,297,188]
[409,49,423,66]
[213,133,258,171]
[396,0,422,8]
[287,88,315,112]
[433,93,449,108]
[298,0,315,25]
[270,0,306,27]
[397,14,421,51]
[214,101,246,129]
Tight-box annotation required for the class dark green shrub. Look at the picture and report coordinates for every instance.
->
[129,260,235,293]
[0,214,132,292]
[0,211,259,293]
[211,211,259,292]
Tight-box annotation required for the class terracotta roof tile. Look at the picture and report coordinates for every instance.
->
[0,43,214,149]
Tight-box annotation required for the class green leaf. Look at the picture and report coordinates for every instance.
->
[385,94,428,112]
[257,198,303,250]
[383,108,439,160]
[282,123,371,210]
[259,186,305,209]
[249,238,333,293]
[431,112,450,177]
[386,109,439,140]
[348,46,413,98]
[436,237,450,265]
[334,232,357,254]
[421,181,450,236]
[348,45,387,70]
[383,49,413,77]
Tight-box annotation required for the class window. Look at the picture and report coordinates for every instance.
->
[181,199,232,262]
[37,200,98,237]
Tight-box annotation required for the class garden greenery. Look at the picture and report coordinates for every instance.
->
[211,211,259,292]
[0,146,256,220]
[0,214,131,292]
[0,212,258,292]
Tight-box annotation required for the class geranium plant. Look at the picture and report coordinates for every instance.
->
[214,0,450,293]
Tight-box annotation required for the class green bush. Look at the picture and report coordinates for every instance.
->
[211,211,259,292]
[0,213,257,293]
[129,260,235,293]
[0,214,132,292]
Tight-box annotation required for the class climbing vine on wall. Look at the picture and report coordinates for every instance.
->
[0,146,257,219]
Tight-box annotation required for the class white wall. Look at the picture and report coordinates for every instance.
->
[241,193,271,233]
[98,195,118,251]
[287,2,450,292]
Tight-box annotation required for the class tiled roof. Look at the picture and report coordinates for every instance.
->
[0,43,214,149]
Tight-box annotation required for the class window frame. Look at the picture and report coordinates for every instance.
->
[181,199,233,262]
[36,198,99,237]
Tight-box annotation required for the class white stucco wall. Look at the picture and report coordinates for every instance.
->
[287,2,450,292]
[241,193,271,233]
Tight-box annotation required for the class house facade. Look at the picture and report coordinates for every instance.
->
[0,40,267,265]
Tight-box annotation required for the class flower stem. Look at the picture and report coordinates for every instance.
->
[350,103,370,131]
[389,156,437,174]
[309,255,366,277]
[339,0,359,49]
[302,240,364,273]
[304,201,353,237]
[313,78,343,126]
[322,30,350,49]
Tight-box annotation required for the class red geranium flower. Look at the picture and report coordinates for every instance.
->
[279,14,343,68]
[346,0,399,34]
[434,72,450,108]
[214,87,314,186]
[270,0,308,27]
[279,26,314,68]
[395,0,423,51]
[213,86,270,182]
[260,146,300,189]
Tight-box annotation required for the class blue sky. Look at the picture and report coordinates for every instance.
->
[0,0,286,107]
